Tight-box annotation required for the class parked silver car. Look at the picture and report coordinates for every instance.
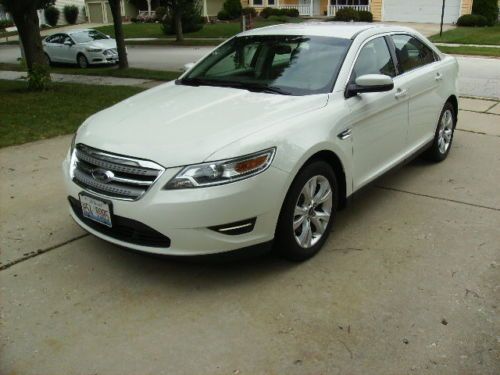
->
[43,29,119,68]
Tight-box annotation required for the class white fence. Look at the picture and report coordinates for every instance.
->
[279,4,313,16]
[327,4,370,17]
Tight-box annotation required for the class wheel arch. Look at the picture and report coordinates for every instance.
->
[447,95,458,126]
[302,150,347,210]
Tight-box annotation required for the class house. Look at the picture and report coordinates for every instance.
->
[84,0,137,23]
[204,0,474,24]
[38,0,87,25]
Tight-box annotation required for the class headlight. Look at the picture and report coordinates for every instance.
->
[86,48,102,53]
[165,148,276,189]
[69,132,78,178]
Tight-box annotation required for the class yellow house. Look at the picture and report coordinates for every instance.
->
[204,0,474,23]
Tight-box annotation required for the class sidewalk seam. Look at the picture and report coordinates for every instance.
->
[376,186,499,212]
[0,233,89,271]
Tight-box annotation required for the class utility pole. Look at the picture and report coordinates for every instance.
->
[440,0,446,37]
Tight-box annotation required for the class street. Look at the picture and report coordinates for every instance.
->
[0,44,499,98]
[1,97,499,374]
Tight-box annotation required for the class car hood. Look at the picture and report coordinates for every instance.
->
[77,82,328,167]
[80,38,116,49]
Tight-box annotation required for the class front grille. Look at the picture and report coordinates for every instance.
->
[69,196,171,247]
[72,144,164,200]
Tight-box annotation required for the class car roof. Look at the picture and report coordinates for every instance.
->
[239,22,413,39]
[66,29,95,35]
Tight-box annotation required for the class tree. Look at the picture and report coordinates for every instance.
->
[163,0,200,42]
[472,0,499,26]
[0,0,53,78]
[107,0,129,69]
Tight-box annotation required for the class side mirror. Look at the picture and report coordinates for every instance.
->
[106,35,111,39]
[64,40,73,46]
[345,74,394,98]
[183,62,195,72]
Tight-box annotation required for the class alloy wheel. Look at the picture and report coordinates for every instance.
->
[293,175,333,248]
[438,109,453,154]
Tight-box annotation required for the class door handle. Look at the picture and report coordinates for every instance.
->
[337,128,352,140]
[394,88,408,99]
[435,72,443,81]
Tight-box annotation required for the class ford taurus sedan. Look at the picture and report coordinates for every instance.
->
[43,29,118,68]
[63,23,459,261]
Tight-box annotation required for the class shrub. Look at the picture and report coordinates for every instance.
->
[282,8,299,17]
[472,0,498,26]
[28,64,51,91]
[131,17,139,23]
[260,7,275,18]
[222,0,243,19]
[242,7,257,18]
[358,10,373,22]
[63,5,79,24]
[335,8,359,22]
[217,9,231,20]
[456,14,489,27]
[161,4,203,35]
[155,6,167,21]
[0,19,15,30]
[44,6,60,27]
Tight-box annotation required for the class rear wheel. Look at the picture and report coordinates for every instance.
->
[274,161,338,261]
[423,102,456,162]
[77,54,89,69]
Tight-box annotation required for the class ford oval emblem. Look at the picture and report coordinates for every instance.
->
[92,168,114,183]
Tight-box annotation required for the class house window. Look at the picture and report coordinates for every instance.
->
[253,0,263,5]
[268,0,275,5]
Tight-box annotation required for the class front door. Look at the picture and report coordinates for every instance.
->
[345,36,409,190]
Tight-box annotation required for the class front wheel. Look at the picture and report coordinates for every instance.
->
[274,161,338,261]
[423,102,456,162]
[77,54,89,69]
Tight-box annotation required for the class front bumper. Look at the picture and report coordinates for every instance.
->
[63,155,290,256]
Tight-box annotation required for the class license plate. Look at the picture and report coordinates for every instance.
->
[79,193,112,227]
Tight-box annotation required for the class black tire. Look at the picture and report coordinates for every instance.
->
[423,102,456,162]
[77,54,89,69]
[274,160,338,261]
[44,53,51,66]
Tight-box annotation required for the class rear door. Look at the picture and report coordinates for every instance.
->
[346,36,409,190]
[59,34,77,63]
[390,34,443,152]
[44,34,64,62]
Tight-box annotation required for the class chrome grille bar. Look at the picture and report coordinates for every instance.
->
[72,144,165,200]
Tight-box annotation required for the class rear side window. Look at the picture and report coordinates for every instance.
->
[391,34,436,73]
[350,37,396,82]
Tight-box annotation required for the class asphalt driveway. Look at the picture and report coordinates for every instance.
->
[1,98,499,374]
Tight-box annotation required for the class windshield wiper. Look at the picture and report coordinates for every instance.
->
[179,78,292,95]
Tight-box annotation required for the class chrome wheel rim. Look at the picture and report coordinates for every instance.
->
[438,109,453,154]
[78,56,88,68]
[293,175,333,249]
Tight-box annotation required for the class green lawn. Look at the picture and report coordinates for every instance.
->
[0,63,181,81]
[96,19,301,40]
[437,45,500,57]
[0,80,144,147]
[430,25,500,45]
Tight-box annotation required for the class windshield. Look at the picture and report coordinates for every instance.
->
[180,35,351,96]
[71,30,109,43]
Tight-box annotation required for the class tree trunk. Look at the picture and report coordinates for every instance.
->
[108,0,129,69]
[12,9,48,72]
[174,11,183,42]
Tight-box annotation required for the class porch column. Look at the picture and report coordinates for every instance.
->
[203,0,208,17]
[146,0,152,16]
[310,0,313,16]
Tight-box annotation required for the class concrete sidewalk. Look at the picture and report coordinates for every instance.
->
[0,70,162,88]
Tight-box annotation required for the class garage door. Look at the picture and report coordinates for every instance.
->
[383,0,461,24]
[88,3,104,24]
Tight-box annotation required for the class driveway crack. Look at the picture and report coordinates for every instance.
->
[375,186,500,212]
[0,233,89,271]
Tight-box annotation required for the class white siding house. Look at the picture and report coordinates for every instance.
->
[38,0,87,25]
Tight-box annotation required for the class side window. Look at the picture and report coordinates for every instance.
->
[351,37,396,82]
[391,34,436,73]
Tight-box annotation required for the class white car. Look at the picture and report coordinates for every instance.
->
[43,29,119,68]
[63,23,458,261]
